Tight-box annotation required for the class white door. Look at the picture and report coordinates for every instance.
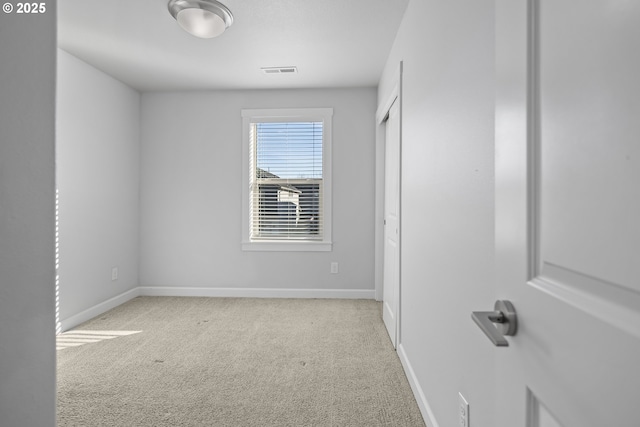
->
[492,0,640,426]
[383,98,400,348]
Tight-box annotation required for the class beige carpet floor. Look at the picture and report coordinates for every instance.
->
[57,297,426,426]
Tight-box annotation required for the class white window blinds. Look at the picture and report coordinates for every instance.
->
[249,121,324,240]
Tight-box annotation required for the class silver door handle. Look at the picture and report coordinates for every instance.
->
[471,300,517,347]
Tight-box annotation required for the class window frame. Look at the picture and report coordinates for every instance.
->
[241,108,333,252]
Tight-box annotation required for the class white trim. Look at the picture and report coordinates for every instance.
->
[138,286,374,300]
[375,61,403,307]
[241,241,332,252]
[241,108,333,120]
[397,61,403,345]
[376,60,403,124]
[397,343,440,427]
[59,286,375,332]
[375,74,401,300]
[376,83,399,125]
[374,120,384,302]
[59,287,141,332]
[241,107,333,251]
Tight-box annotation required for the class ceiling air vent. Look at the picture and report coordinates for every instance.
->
[261,66,298,74]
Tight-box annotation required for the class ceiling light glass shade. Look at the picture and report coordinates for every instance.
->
[168,0,233,39]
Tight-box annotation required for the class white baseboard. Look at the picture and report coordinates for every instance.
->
[59,286,374,333]
[59,288,141,332]
[397,343,440,427]
[138,286,375,300]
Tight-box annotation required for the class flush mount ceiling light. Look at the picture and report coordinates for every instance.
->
[168,0,233,39]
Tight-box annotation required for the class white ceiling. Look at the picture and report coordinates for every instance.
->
[58,0,409,92]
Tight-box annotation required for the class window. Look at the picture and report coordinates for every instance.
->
[242,108,333,251]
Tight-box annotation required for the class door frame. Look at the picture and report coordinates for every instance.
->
[375,61,403,343]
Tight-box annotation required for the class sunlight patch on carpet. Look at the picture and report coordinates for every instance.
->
[56,330,142,351]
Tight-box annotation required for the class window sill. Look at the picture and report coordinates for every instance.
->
[242,241,332,252]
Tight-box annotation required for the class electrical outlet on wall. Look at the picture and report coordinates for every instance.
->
[111,267,118,281]
[459,392,469,427]
[330,262,339,274]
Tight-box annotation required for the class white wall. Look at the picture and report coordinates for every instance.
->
[56,49,141,326]
[0,5,57,426]
[140,88,376,296]
[378,0,496,426]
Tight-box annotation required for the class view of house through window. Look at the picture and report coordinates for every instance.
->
[252,122,322,239]
[242,108,333,250]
